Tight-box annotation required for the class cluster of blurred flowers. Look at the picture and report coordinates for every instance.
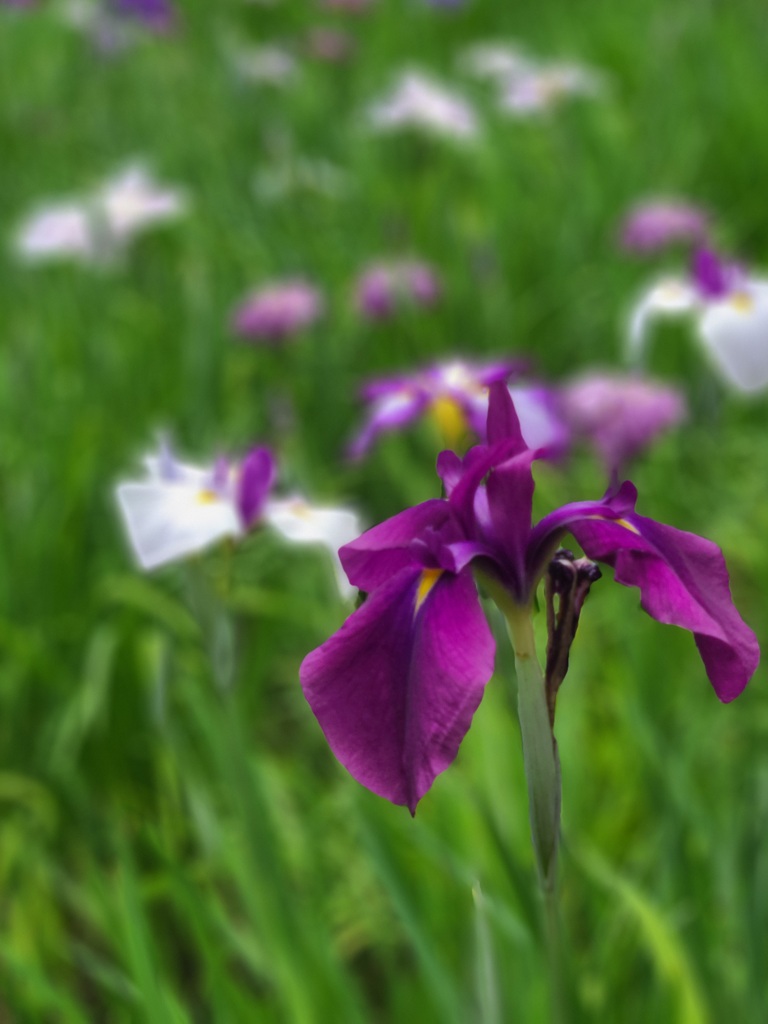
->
[366,44,604,141]
[619,199,768,393]
[231,260,442,342]
[14,162,186,264]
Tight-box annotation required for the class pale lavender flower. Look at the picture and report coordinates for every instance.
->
[499,61,603,115]
[14,202,95,263]
[94,162,186,244]
[368,71,479,140]
[13,163,185,265]
[355,260,441,319]
[232,279,324,343]
[559,371,687,476]
[459,41,533,83]
[620,199,711,253]
[231,45,298,86]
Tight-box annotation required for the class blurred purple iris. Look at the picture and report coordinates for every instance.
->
[232,279,324,343]
[355,260,441,320]
[347,358,523,458]
[302,382,758,812]
[559,371,687,477]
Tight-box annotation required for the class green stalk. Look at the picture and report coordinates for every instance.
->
[503,606,561,892]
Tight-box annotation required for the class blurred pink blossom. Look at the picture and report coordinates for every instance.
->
[620,199,711,253]
[559,371,687,475]
[232,279,324,342]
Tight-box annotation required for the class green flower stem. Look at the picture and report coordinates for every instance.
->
[503,605,561,892]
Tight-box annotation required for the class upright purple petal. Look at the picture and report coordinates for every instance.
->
[300,566,495,812]
[485,450,537,598]
[567,512,759,702]
[692,248,737,300]
[486,380,527,452]
[340,500,450,591]
[237,447,277,528]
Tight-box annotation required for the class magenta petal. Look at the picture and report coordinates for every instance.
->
[340,499,450,591]
[568,514,759,702]
[237,447,277,528]
[347,392,428,460]
[486,380,527,452]
[300,567,495,812]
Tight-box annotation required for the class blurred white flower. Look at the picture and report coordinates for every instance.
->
[367,70,479,139]
[13,162,186,265]
[458,41,533,83]
[500,62,604,115]
[117,448,245,571]
[263,498,361,600]
[628,249,768,393]
[231,44,297,86]
[95,163,186,242]
[117,441,360,598]
[15,202,95,262]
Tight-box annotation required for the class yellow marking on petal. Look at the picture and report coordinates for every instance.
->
[729,291,754,313]
[414,568,443,616]
[430,396,468,445]
[197,489,220,504]
[586,515,641,534]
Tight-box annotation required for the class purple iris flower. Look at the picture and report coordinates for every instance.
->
[301,382,758,813]
[347,358,525,460]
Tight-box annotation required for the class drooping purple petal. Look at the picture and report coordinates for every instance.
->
[300,565,495,812]
[567,512,759,702]
[340,499,450,591]
[525,480,639,584]
[347,390,429,460]
[237,446,277,528]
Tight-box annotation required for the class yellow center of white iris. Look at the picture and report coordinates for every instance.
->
[197,489,220,504]
[729,291,754,313]
[414,568,443,615]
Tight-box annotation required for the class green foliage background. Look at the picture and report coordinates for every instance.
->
[1,1,767,1020]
